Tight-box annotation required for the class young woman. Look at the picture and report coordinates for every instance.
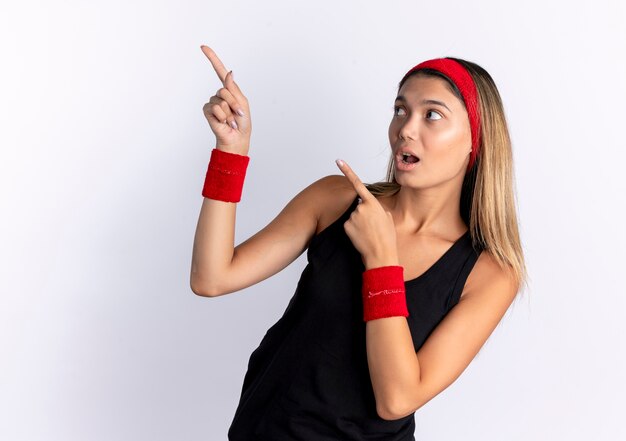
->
[191,45,528,440]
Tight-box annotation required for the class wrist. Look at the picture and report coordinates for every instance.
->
[216,144,249,156]
[364,254,400,270]
[201,148,250,202]
[361,265,408,322]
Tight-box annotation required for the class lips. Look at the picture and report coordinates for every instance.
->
[396,147,420,163]
[402,153,419,163]
[395,154,420,171]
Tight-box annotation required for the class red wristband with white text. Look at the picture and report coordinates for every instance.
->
[201,148,250,203]
[362,265,409,322]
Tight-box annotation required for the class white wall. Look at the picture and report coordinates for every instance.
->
[1,0,625,439]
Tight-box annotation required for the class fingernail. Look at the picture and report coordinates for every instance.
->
[237,109,245,117]
[230,119,238,129]
[229,70,233,80]
[336,159,344,166]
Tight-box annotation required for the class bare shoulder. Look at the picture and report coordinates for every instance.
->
[460,249,519,303]
[308,174,358,235]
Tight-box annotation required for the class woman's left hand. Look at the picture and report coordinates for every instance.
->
[335,159,400,269]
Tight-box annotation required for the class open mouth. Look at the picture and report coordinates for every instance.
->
[401,152,420,164]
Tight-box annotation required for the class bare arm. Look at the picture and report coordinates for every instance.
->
[334,159,519,420]
[190,175,346,297]
[365,253,518,420]
[193,44,318,297]
[190,47,353,297]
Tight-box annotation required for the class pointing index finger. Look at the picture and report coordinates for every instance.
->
[335,159,373,201]
[200,45,228,85]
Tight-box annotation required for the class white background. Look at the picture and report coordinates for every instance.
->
[1,0,625,439]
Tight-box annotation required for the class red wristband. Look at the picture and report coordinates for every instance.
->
[362,265,409,322]
[202,148,250,202]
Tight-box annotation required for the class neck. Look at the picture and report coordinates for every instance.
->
[384,180,467,239]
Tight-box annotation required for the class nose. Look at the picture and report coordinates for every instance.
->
[397,114,420,141]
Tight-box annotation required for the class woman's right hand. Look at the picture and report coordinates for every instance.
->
[200,45,251,155]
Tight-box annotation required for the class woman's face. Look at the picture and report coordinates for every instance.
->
[388,74,472,188]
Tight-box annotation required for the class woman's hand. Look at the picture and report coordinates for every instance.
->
[335,159,400,269]
[200,45,251,155]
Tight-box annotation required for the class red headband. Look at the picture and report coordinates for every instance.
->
[401,58,482,172]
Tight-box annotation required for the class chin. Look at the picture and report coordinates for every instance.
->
[394,173,422,189]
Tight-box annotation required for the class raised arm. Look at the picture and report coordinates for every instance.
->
[190,174,347,297]
[189,46,351,297]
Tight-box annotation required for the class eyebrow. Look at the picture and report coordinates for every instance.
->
[394,95,452,112]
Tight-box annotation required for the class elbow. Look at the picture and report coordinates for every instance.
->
[376,405,405,422]
[190,279,210,297]
[190,274,221,297]
[376,406,413,422]
[376,397,419,421]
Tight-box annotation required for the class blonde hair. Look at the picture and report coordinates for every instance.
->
[365,58,529,297]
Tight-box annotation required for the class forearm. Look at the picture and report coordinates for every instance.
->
[363,256,422,420]
[366,317,421,420]
[190,147,249,296]
[190,197,237,296]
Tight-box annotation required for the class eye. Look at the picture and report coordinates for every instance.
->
[393,105,405,116]
[426,110,442,120]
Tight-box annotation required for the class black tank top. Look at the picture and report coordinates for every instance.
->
[228,195,484,440]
